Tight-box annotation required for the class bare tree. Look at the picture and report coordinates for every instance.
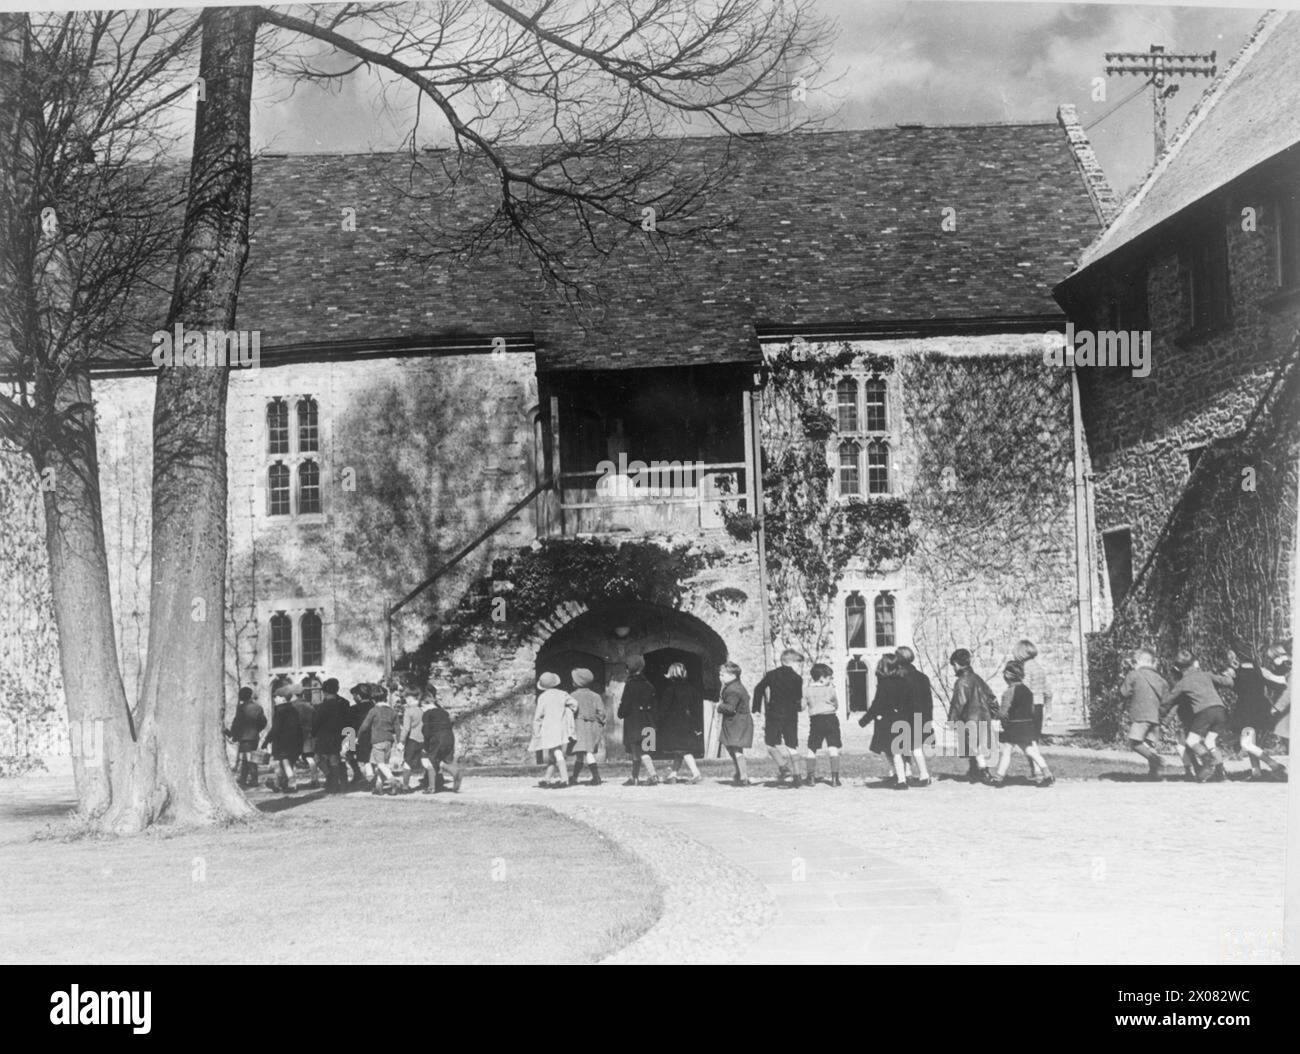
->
[0,9,199,818]
[7,0,828,830]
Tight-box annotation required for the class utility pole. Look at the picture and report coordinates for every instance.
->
[1105,44,1216,158]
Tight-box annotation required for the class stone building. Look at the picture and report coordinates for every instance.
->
[4,113,1112,762]
[1053,11,1299,723]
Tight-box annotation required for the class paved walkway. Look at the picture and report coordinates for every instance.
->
[2,762,1288,964]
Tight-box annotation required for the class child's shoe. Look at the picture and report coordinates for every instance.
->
[913,777,932,788]
[622,777,638,787]
[988,773,1005,788]
[1035,773,1055,787]
[830,774,842,787]
[893,779,909,790]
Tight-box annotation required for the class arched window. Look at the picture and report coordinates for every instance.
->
[297,460,321,515]
[838,440,861,496]
[866,439,890,495]
[269,612,293,668]
[297,397,319,453]
[845,591,867,649]
[300,610,323,667]
[864,377,888,432]
[874,592,896,647]
[267,398,289,455]
[846,657,869,715]
[836,378,859,432]
[267,462,290,516]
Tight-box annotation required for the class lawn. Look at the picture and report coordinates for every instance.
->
[0,793,660,965]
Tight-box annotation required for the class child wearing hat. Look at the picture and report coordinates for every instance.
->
[990,660,1053,787]
[312,678,350,792]
[568,668,606,786]
[532,671,576,788]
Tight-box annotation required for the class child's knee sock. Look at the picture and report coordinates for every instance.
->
[571,756,584,781]
[805,753,817,781]
[631,757,642,781]
[1130,740,1159,763]
[829,752,840,775]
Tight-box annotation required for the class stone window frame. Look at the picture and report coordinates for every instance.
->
[257,597,333,678]
[836,579,907,714]
[832,367,898,500]
[262,393,327,524]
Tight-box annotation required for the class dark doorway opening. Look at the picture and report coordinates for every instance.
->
[644,646,705,757]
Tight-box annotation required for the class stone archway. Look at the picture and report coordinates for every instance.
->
[536,600,728,758]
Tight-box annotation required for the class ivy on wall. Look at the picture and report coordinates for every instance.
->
[900,350,1074,696]
[1087,359,1299,741]
[402,536,713,669]
[727,341,915,662]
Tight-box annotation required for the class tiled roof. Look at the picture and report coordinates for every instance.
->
[9,122,1104,374]
[1067,10,1300,280]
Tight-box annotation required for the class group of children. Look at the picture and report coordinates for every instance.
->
[224,673,463,796]
[1121,642,1291,782]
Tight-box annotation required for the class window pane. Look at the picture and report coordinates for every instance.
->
[838,440,860,496]
[297,397,319,453]
[874,592,896,647]
[845,592,867,649]
[267,399,289,455]
[846,658,869,714]
[298,459,321,515]
[300,610,323,667]
[269,613,293,669]
[268,462,290,516]
[836,378,859,432]
[866,440,890,494]
[864,378,887,432]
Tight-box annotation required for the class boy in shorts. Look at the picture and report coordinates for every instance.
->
[753,649,805,787]
[358,689,401,794]
[1119,647,1169,779]
[802,663,842,787]
[1160,649,1232,783]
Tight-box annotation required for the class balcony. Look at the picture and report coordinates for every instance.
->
[537,364,757,537]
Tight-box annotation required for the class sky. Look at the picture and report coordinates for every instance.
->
[247,1,1268,195]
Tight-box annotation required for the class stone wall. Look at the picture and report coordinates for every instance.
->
[1077,154,1299,663]
[86,350,540,713]
[761,334,1086,728]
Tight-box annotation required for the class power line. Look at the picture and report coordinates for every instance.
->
[1084,79,1150,132]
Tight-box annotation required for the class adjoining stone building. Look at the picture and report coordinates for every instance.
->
[1053,10,1300,731]
[3,114,1111,762]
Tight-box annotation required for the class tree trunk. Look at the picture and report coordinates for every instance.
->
[1,13,133,819]
[99,6,258,832]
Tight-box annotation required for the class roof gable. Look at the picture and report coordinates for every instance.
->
[1068,10,1300,280]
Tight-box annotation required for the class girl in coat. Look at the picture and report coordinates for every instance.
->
[227,686,267,788]
[262,681,304,793]
[568,668,606,786]
[862,652,912,789]
[658,663,704,784]
[617,654,659,786]
[532,672,576,788]
[990,661,1054,787]
[1011,639,1048,778]
[716,661,754,786]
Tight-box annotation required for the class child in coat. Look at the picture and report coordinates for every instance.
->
[1120,647,1170,779]
[568,668,606,786]
[1227,645,1288,781]
[716,662,754,786]
[1160,650,1233,783]
[989,661,1053,787]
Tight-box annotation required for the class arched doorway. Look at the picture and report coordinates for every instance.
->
[535,601,727,758]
